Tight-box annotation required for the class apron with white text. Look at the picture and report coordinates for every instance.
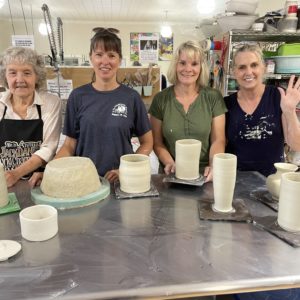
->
[0,105,43,177]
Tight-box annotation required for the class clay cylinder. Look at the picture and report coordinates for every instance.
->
[19,205,58,242]
[213,153,237,213]
[175,139,202,180]
[0,163,9,208]
[278,172,300,232]
[119,154,151,193]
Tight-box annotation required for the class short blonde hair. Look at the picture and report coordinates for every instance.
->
[167,40,209,88]
[0,47,46,90]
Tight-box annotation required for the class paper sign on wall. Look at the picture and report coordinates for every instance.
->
[11,35,34,49]
[139,35,159,64]
[47,77,73,99]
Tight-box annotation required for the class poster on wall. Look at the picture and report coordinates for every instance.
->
[139,34,159,64]
[130,32,173,62]
[159,35,173,61]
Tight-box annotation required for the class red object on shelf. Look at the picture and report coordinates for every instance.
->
[213,41,222,50]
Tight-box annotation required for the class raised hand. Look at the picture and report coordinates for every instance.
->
[279,75,300,114]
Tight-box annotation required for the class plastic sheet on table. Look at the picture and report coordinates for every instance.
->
[253,216,300,247]
[250,189,278,211]
[198,198,252,223]
[163,174,206,186]
[114,181,159,199]
[0,193,21,215]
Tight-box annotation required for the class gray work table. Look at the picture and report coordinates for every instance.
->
[1,172,300,300]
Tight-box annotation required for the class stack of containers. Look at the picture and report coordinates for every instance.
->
[216,0,258,32]
[272,43,300,73]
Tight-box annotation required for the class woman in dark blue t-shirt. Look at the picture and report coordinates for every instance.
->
[55,28,153,183]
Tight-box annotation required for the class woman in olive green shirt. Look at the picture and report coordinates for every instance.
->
[149,40,227,182]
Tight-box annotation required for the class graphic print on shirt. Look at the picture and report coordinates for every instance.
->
[239,115,275,140]
[112,103,128,118]
[0,140,41,170]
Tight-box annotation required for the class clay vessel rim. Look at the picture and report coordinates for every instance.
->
[281,172,300,182]
[274,162,298,171]
[20,205,57,222]
[121,153,149,163]
[176,139,201,145]
[214,153,237,160]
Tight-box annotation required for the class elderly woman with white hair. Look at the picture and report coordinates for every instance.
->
[0,47,62,187]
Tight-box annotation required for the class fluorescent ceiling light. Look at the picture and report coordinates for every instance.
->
[161,10,172,38]
[197,0,215,15]
[39,23,51,35]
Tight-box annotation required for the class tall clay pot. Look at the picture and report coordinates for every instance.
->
[119,154,151,193]
[213,153,237,213]
[266,162,298,200]
[278,172,300,232]
[175,139,202,180]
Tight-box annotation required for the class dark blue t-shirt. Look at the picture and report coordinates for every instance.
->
[225,85,284,177]
[63,83,151,176]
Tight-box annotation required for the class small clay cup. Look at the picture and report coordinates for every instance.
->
[20,205,58,242]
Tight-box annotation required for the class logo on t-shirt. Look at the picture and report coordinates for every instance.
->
[240,115,275,140]
[112,103,127,118]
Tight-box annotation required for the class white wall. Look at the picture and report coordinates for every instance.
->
[0,19,202,76]
[0,0,288,76]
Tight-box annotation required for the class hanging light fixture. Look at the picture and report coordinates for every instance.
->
[197,0,215,15]
[38,22,51,35]
[160,10,172,38]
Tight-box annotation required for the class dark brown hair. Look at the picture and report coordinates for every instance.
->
[89,27,122,58]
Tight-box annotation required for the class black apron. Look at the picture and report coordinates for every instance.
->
[0,105,43,177]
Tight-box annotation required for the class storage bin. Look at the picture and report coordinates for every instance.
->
[217,14,257,32]
[277,43,300,56]
[226,0,258,15]
[272,55,300,73]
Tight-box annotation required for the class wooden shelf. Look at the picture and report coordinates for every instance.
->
[46,66,160,108]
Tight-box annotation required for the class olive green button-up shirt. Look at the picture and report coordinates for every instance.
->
[149,85,227,169]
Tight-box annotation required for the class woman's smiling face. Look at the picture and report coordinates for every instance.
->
[233,51,265,91]
[6,63,37,99]
[90,44,121,83]
[176,51,201,87]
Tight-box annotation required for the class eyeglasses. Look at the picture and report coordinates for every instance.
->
[93,27,120,35]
